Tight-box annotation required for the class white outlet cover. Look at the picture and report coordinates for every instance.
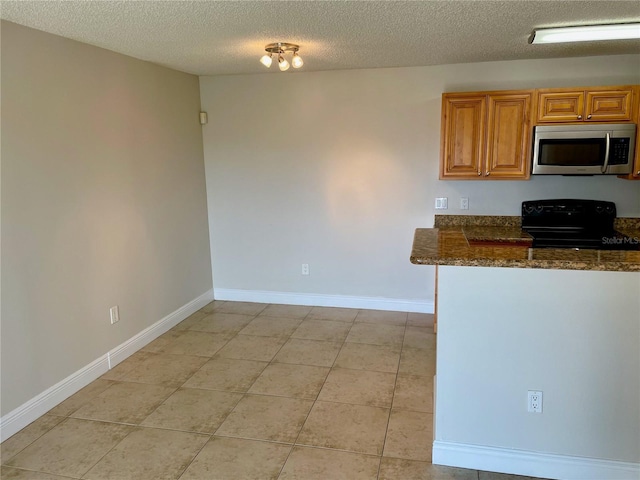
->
[110,306,120,324]
[527,390,543,413]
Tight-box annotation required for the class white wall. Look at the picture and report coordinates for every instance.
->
[435,266,640,479]
[1,21,212,415]
[199,55,640,304]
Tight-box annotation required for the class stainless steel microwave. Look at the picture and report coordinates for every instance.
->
[531,124,636,175]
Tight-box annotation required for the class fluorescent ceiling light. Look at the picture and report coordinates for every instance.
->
[530,23,640,44]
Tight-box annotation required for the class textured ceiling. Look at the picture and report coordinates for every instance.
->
[1,1,639,76]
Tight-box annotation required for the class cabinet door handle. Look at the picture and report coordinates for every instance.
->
[485,171,490,176]
[577,115,582,119]
[477,171,482,176]
[587,114,592,119]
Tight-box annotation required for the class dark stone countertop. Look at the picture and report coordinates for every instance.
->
[410,215,640,272]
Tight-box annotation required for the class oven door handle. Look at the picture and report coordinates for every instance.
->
[602,132,611,173]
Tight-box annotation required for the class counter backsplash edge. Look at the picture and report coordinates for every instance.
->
[434,215,640,229]
[434,215,521,228]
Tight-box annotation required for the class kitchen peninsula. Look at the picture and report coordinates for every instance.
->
[412,215,640,272]
[411,215,640,480]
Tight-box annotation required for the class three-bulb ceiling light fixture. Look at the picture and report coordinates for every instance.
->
[260,42,303,71]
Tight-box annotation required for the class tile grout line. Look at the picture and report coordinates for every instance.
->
[274,310,410,477]
[0,415,66,466]
[1,464,83,479]
[203,313,266,438]
[273,309,361,479]
[203,304,317,479]
[71,417,138,479]
[375,312,408,480]
[173,433,213,479]
[162,301,259,479]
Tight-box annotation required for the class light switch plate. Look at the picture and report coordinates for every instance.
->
[435,197,448,210]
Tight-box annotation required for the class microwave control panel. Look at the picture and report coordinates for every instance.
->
[609,138,630,165]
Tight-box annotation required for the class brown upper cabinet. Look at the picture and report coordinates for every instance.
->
[536,86,634,124]
[440,90,532,180]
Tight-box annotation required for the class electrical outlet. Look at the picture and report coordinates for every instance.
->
[110,305,120,325]
[528,390,543,413]
[301,264,310,276]
[460,197,469,210]
[435,197,448,210]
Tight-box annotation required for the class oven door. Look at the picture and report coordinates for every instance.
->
[532,125,634,175]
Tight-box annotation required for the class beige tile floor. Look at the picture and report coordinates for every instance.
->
[1,301,545,480]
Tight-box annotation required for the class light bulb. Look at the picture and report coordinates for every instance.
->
[292,53,303,69]
[260,54,272,68]
[278,55,290,71]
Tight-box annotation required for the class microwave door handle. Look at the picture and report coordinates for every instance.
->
[602,132,611,173]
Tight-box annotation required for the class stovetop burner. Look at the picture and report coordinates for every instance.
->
[521,200,639,251]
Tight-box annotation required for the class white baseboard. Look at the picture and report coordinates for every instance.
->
[214,288,434,314]
[0,355,111,443]
[0,289,214,442]
[433,441,640,480]
[106,289,214,368]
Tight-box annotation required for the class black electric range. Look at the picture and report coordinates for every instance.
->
[521,199,639,251]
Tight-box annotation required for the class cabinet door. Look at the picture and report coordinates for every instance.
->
[585,89,633,122]
[485,93,532,179]
[630,87,640,178]
[440,95,486,179]
[536,90,584,123]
